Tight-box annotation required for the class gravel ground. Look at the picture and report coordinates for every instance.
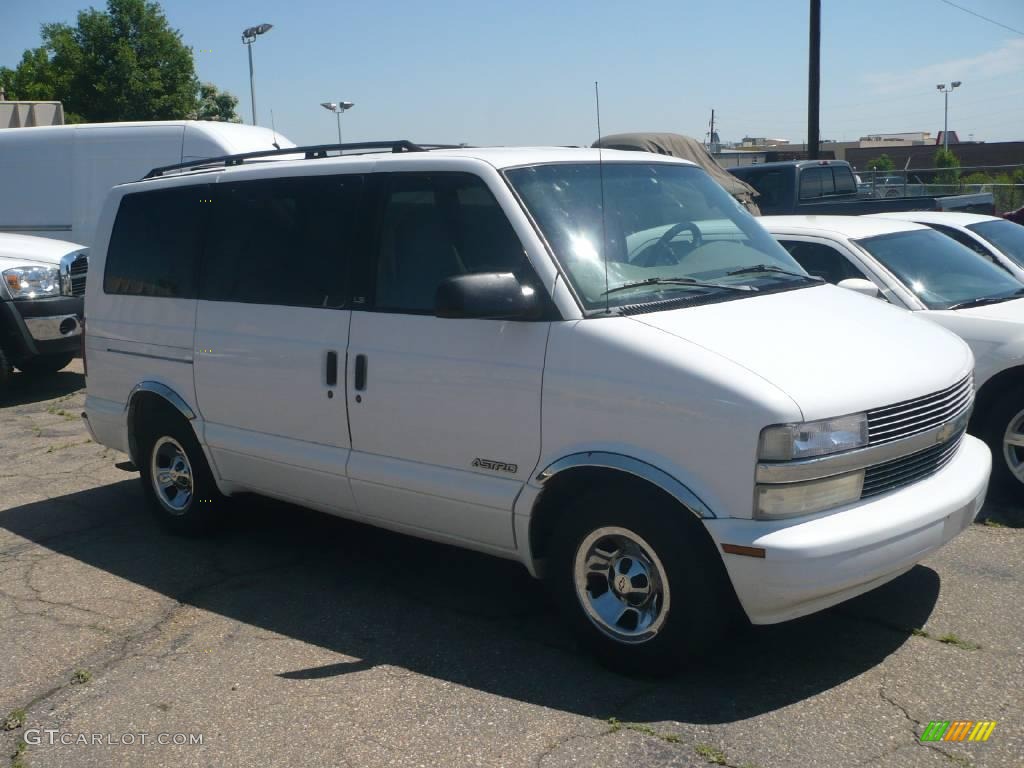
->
[1,360,1021,768]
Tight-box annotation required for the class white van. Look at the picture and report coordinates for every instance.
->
[83,143,990,672]
[0,121,293,249]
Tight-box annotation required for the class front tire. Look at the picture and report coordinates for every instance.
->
[548,485,734,675]
[983,390,1024,498]
[138,413,225,535]
[15,353,75,376]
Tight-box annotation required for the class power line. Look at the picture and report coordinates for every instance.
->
[937,0,1024,36]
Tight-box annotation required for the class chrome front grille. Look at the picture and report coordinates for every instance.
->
[69,254,88,296]
[861,433,964,499]
[867,375,973,446]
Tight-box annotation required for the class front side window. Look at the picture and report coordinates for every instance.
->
[104,186,203,298]
[968,220,1024,270]
[201,175,360,308]
[505,162,811,311]
[373,173,526,313]
[856,228,1024,310]
[782,240,868,284]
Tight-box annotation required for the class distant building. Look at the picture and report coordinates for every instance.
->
[0,91,65,128]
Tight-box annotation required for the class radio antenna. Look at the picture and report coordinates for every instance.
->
[595,81,610,314]
[270,109,281,149]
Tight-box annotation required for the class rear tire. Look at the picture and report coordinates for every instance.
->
[15,353,75,376]
[137,412,226,535]
[548,484,734,676]
[982,390,1024,499]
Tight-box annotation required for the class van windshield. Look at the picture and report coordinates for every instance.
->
[504,162,812,311]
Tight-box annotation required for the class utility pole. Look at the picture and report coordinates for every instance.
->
[807,0,821,160]
[709,109,715,150]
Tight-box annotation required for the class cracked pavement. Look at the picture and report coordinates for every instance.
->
[1,361,1021,767]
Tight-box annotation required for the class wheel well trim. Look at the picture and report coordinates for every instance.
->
[534,451,715,519]
[125,381,196,464]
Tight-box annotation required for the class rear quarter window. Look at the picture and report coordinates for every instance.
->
[103,186,204,298]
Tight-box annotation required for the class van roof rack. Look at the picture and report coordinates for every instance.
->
[143,140,466,179]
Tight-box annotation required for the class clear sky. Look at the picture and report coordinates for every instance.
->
[2,0,1022,148]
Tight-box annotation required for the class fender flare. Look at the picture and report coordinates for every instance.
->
[534,451,715,519]
[125,381,196,464]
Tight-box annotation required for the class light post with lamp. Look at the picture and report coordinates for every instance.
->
[241,23,273,125]
[321,101,355,151]
[936,81,962,151]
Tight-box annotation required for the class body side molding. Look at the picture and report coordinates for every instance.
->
[535,451,715,519]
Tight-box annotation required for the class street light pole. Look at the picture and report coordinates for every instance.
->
[936,81,962,152]
[320,101,355,152]
[241,23,273,126]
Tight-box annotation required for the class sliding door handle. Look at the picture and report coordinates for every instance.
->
[354,354,367,391]
[326,351,338,386]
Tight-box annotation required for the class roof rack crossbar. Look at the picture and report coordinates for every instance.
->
[143,139,436,179]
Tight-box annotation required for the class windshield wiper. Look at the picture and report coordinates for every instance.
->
[602,277,757,297]
[948,288,1024,310]
[726,264,822,281]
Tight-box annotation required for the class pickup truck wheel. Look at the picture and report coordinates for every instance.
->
[15,353,75,376]
[549,485,731,675]
[138,413,225,535]
[985,390,1024,498]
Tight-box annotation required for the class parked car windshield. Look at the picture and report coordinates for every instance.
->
[967,220,1024,269]
[504,162,809,311]
[856,228,1024,310]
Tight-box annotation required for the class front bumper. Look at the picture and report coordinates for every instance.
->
[705,435,991,625]
[0,296,83,360]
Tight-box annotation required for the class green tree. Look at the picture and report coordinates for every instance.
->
[934,148,961,187]
[0,0,220,123]
[190,83,241,122]
[866,154,895,172]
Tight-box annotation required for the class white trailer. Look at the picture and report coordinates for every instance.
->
[0,121,293,248]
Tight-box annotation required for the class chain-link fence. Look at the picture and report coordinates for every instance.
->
[854,165,1024,214]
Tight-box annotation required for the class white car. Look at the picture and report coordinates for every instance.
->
[870,211,1024,283]
[83,142,989,672]
[760,214,1024,497]
[0,233,87,387]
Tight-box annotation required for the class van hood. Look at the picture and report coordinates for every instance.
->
[630,284,973,421]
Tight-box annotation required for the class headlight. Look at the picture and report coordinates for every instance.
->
[3,266,61,299]
[758,413,868,461]
[756,471,864,519]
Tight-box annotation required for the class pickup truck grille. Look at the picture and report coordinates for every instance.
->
[867,375,973,446]
[68,253,88,296]
[861,433,964,499]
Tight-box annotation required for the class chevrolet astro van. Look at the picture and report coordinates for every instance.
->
[82,143,991,672]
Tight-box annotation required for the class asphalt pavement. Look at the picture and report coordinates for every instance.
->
[1,361,1021,767]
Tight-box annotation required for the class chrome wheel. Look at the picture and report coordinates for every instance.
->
[150,436,193,514]
[573,526,670,645]
[1003,407,1024,485]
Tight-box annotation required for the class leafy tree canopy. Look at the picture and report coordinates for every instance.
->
[0,0,239,123]
[866,154,895,172]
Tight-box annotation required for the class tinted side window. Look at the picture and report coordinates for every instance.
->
[750,171,785,208]
[781,240,868,284]
[374,173,525,313]
[103,186,203,297]
[799,167,833,200]
[833,167,856,194]
[201,175,360,308]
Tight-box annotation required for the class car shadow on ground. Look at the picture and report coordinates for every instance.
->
[0,481,941,724]
[0,369,85,407]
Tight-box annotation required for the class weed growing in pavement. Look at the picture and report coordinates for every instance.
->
[2,709,25,731]
[71,669,92,685]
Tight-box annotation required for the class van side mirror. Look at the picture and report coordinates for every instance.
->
[837,278,881,298]
[435,273,543,320]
